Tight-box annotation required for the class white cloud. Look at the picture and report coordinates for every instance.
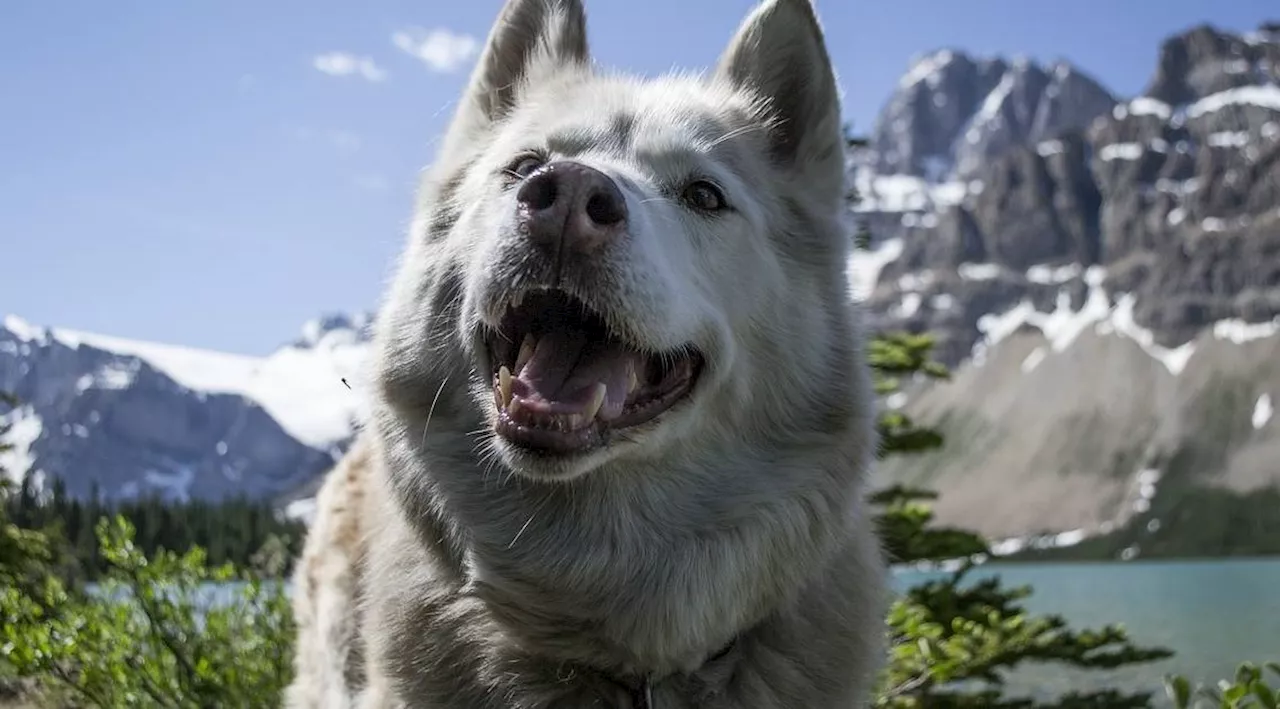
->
[392,27,479,73]
[313,52,388,82]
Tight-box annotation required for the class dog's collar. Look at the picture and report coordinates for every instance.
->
[614,638,736,708]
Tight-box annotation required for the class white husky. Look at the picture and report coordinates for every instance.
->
[285,0,887,706]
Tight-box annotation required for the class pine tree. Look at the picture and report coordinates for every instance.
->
[843,128,1176,707]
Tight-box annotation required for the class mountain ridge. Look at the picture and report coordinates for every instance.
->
[855,19,1280,557]
[3,20,1279,557]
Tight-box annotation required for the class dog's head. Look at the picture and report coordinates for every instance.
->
[375,0,864,483]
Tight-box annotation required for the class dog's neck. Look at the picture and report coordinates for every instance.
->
[395,431,855,686]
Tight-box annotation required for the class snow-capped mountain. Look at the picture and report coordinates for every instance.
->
[0,313,372,505]
[3,21,1277,557]
[852,21,1280,556]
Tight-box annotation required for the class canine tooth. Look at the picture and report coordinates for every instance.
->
[567,413,583,430]
[584,383,606,421]
[498,366,513,406]
[515,334,536,373]
[509,398,523,416]
[628,367,639,394]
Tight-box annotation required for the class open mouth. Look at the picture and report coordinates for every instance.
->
[484,289,703,456]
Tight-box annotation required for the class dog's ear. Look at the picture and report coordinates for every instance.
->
[444,0,589,144]
[715,0,842,176]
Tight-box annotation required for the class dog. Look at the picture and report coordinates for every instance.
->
[285,0,887,706]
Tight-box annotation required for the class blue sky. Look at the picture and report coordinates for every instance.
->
[2,0,1275,356]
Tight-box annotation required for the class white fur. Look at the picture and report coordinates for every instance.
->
[287,1,888,706]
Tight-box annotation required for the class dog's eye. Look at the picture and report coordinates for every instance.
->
[681,180,727,213]
[509,155,546,179]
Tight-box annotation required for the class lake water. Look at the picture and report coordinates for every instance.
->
[181,558,1278,704]
[892,558,1280,704]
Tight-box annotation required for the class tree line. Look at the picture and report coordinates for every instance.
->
[3,472,306,582]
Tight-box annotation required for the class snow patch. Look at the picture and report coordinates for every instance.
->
[1104,295,1197,375]
[1036,140,1065,157]
[852,170,972,213]
[144,465,196,503]
[958,262,1002,281]
[1026,263,1081,285]
[1254,394,1274,430]
[899,50,955,89]
[901,212,939,229]
[284,497,318,526]
[1099,142,1144,161]
[970,268,1200,376]
[1207,131,1251,148]
[974,276,1112,366]
[847,237,903,301]
[1127,97,1172,120]
[1021,347,1046,373]
[898,270,936,292]
[989,528,1087,557]
[1224,58,1251,75]
[894,293,923,318]
[2,315,46,343]
[1213,317,1280,344]
[973,301,1038,366]
[0,406,42,484]
[75,361,140,392]
[974,73,1015,126]
[1186,85,1280,118]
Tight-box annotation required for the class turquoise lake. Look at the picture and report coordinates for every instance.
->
[892,558,1280,704]
[171,558,1280,705]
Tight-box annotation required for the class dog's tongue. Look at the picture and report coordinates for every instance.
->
[508,329,637,423]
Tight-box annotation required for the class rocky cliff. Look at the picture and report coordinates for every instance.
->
[853,22,1280,557]
[4,22,1278,558]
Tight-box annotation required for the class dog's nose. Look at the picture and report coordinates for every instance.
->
[515,161,628,257]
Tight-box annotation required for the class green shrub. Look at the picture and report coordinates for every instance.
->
[1165,663,1280,709]
[0,517,294,708]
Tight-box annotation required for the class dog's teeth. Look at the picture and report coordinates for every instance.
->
[515,334,536,373]
[584,383,606,421]
[628,367,639,395]
[566,413,583,430]
[498,366,513,406]
[509,398,523,416]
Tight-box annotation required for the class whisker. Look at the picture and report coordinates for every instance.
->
[421,376,450,449]
[705,123,763,150]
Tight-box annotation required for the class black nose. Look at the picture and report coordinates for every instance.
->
[515,161,628,257]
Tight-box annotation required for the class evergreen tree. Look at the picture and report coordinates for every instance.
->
[844,128,1177,707]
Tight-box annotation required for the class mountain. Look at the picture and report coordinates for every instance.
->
[0,314,371,509]
[851,22,1280,558]
[3,21,1278,559]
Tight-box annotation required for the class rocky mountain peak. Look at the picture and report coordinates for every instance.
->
[292,312,374,351]
[871,49,1116,181]
[1145,22,1280,106]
